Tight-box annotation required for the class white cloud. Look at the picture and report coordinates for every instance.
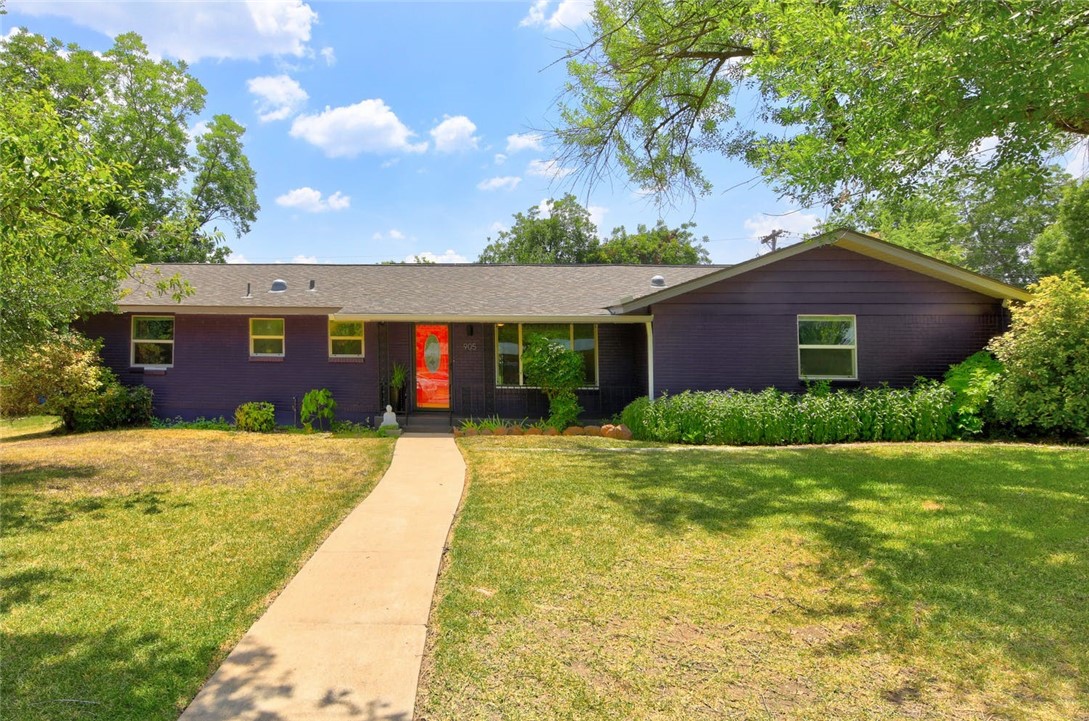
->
[588,205,608,229]
[526,158,574,179]
[320,46,336,66]
[494,153,508,165]
[227,252,249,264]
[247,75,308,122]
[520,0,593,30]
[506,132,544,153]
[275,187,351,213]
[290,99,428,157]
[430,115,480,153]
[477,176,522,191]
[743,211,821,249]
[372,228,407,241]
[408,249,469,264]
[8,0,318,62]
[489,221,509,235]
[292,254,318,263]
[1,26,26,45]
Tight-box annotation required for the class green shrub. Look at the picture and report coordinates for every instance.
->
[943,351,1004,437]
[301,388,337,431]
[620,396,651,439]
[70,384,154,432]
[1,331,156,432]
[989,272,1089,436]
[521,333,584,429]
[152,415,233,430]
[0,331,112,423]
[235,402,276,433]
[621,382,955,446]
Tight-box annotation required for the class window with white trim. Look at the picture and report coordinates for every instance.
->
[329,320,364,357]
[250,318,285,356]
[495,323,598,387]
[131,316,174,367]
[798,315,857,380]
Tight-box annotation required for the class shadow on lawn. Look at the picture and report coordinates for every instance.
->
[1,626,219,721]
[592,445,1089,697]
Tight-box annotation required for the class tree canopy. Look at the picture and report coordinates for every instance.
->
[0,29,258,262]
[827,165,1069,285]
[1033,179,1089,281]
[558,1,1089,210]
[0,29,252,354]
[477,194,711,264]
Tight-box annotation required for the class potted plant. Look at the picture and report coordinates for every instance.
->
[389,362,407,413]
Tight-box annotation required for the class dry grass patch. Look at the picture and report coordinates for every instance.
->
[418,437,1089,720]
[1,428,394,721]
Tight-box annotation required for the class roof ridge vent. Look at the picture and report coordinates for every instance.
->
[270,279,287,293]
[650,274,666,288]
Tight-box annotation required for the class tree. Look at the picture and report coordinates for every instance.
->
[1032,179,1089,281]
[558,1,1089,210]
[479,195,712,265]
[828,166,1068,285]
[479,194,600,263]
[598,220,711,264]
[0,29,258,262]
[0,90,134,356]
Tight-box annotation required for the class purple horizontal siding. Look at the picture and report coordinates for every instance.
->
[78,313,380,424]
[651,246,1008,393]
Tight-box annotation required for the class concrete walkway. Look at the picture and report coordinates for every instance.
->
[179,435,465,721]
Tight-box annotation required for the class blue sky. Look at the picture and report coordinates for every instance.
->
[7,1,1086,266]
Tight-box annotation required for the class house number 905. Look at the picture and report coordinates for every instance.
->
[462,342,478,351]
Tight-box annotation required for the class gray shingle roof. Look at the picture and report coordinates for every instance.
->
[119,263,725,318]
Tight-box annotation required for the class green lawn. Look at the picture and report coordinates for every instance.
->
[1,415,62,441]
[1,429,394,721]
[418,438,1089,720]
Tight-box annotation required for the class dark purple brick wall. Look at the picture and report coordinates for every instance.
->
[78,313,381,424]
[651,245,1008,393]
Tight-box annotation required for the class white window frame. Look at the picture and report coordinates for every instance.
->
[797,314,858,380]
[250,317,285,357]
[495,323,599,388]
[328,319,365,358]
[131,315,175,368]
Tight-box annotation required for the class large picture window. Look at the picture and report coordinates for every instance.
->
[496,323,598,387]
[329,320,364,357]
[250,318,285,356]
[798,315,857,380]
[132,316,174,367]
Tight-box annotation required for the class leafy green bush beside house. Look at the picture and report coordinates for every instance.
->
[621,383,955,446]
[989,271,1089,437]
[235,402,276,433]
[0,330,153,431]
[521,333,585,429]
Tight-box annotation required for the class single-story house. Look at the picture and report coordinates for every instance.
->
[78,229,1030,426]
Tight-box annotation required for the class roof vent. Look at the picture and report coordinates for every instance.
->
[308,279,316,291]
[650,274,666,288]
[269,279,287,293]
[244,282,251,298]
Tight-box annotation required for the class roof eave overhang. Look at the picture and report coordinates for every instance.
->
[115,304,344,315]
[330,313,653,323]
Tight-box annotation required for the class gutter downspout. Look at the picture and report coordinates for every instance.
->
[645,320,654,402]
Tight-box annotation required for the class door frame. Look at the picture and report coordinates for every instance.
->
[413,323,451,411]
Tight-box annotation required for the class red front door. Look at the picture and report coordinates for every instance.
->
[414,324,450,410]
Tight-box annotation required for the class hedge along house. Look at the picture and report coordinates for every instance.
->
[79,230,1030,426]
